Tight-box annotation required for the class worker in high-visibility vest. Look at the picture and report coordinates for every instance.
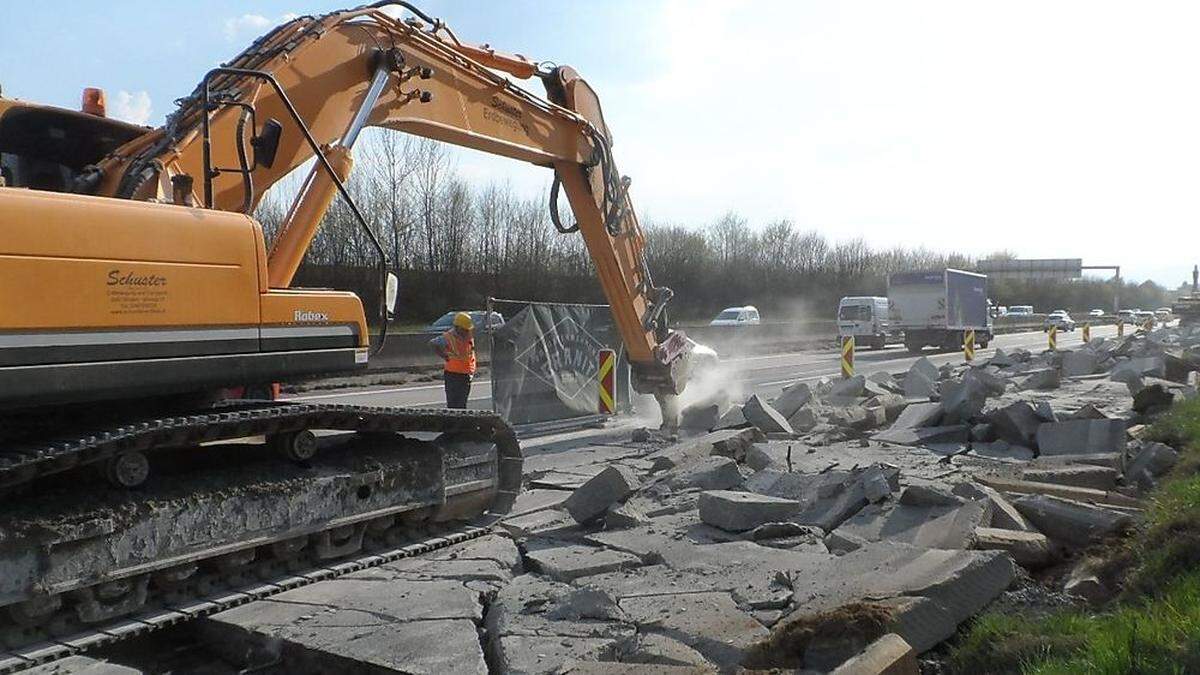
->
[430,311,477,408]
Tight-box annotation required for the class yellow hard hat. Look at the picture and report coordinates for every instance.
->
[453,312,474,330]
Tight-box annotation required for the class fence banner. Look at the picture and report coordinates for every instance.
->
[490,302,628,424]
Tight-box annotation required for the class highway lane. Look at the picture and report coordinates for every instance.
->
[289,325,1118,410]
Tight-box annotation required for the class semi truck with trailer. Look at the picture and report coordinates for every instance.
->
[889,269,993,353]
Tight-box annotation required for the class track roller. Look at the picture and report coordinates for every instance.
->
[104,450,150,488]
[269,429,319,462]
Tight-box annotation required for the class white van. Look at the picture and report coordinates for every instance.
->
[709,306,760,327]
[1007,305,1034,316]
[837,296,894,349]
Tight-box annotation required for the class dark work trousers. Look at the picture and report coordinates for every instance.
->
[444,371,472,409]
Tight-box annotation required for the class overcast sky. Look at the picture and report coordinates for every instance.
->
[2,1,1197,285]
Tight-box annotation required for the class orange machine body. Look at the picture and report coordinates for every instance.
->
[0,176,366,408]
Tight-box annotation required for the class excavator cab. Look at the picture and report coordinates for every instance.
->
[0,99,145,193]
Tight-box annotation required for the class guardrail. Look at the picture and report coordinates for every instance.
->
[360,314,1122,372]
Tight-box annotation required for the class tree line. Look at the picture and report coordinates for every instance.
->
[257,131,1169,325]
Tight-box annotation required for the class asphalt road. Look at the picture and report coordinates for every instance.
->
[289,325,1119,410]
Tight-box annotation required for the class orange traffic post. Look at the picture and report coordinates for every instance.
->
[1082,323,1091,343]
[1048,325,1058,351]
[598,349,616,415]
[841,336,855,378]
[1117,320,1125,338]
[963,329,975,363]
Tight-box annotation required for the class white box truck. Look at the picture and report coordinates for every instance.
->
[889,269,993,353]
[837,296,897,350]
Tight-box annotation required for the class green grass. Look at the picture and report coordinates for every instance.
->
[947,396,1200,674]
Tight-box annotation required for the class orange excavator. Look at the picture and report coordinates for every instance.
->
[0,2,703,662]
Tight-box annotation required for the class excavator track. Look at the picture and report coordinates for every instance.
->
[0,402,523,672]
[0,522,492,673]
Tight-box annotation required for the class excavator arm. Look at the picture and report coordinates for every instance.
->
[87,2,700,412]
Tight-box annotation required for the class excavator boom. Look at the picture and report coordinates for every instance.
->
[85,2,698,403]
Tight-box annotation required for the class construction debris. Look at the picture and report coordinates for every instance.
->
[136,322,1200,675]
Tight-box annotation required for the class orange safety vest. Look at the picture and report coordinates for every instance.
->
[442,329,476,375]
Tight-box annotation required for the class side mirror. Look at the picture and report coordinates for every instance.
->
[252,118,284,169]
[385,272,399,318]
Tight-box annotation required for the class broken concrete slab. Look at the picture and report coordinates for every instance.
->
[792,466,901,532]
[862,466,894,503]
[743,394,794,435]
[698,490,801,532]
[1016,368,1061,391]
[746,521,826,550]
[1111,356,1166,380]
[868,370,904,394]
[772,382,814,419]
[667,456,743,491]
[951,482,1031,532]
[616,632,713,668]
[606,501,649,529]
[620,592,768,671]
[872,425,969,447]
[969,441,1035,463]
[828,633,919,675]
[835,501,987,550]
[787,406,818,432]
[830,374,867,400]
[713,404,747,430]
[565,465,641,524]
[648,428,763,471]
[939,378,988,425]
[903,357,939,394]
[494,636,618,675]
[889,402,943,430]
[1035,419,1126,457]
[526,544,642,582]
[202,576,487,675]
[745,444,777,471]
[979,476,1142,508]
[485,574,635,675]
[1013,495,1133,547]
[973,527,1052,568]
[780,546,1016,656]
[1022,465,1118,491]
[1062,350,1099,377]
[1068,403,1113,420]
[987,402,1042,447]
[899,484,964,507]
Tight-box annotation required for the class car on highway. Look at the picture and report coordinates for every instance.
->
[1156,307,1173,322]
[1134,310,1156,327]
[709,305,760,327]
[423,310,505,334]
[1117,309,1138,323]
[1088,308,1104,317]
[1007,305,1034,316]
[1043,310,1076,332]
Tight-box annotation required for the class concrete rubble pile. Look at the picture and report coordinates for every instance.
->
[190,325,1200,675]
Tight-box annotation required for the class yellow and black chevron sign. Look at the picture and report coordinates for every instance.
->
[964,329,975,362]
[840,336,855,378]
[598,349,616,415]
